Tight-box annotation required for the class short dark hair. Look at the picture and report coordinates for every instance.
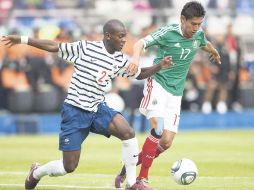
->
[181,1,206,20]
[103,19,125,34]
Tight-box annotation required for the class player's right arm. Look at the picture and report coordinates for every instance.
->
[125,39,145,75]
[1,35,59,52]
[127,26,166,73]
[132,39,146,66]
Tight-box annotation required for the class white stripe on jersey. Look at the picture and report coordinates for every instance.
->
[143,25,179,49]
[58,40,140,112]
[151,25,179,39]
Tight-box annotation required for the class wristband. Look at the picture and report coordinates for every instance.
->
[21,36,28,44]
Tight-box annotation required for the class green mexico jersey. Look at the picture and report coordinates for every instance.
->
[144,23,207,96]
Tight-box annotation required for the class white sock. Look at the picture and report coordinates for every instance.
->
[122,137,139,187]
[33,160,67,179]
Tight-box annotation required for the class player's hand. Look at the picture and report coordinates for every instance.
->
[209,49,221,64]
[160,56,173,69]
[1,35,21,48]
[126,61,139,75]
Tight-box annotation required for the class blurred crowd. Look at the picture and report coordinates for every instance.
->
[0,0,254,117]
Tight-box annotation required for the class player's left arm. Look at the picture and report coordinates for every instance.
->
[201,41,221,64]
[136,56,172,80]
[1,35,59,52]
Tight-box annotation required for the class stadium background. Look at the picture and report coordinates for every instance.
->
[0,0,254,132]
[0,1,254,190]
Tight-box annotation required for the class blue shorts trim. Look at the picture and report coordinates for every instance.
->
[59,102,118,151]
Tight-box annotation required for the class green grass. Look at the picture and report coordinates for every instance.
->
[0,130,254,190]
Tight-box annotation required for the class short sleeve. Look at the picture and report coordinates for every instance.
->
[144,26,170,49]
[58,41,83,63]
[143,35,157,49]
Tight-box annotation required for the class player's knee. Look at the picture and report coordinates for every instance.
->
[63,162,78,173]
[160,139,173,150]
[149,117,164,136]
[122,127,135,140]
[149,117,158,129]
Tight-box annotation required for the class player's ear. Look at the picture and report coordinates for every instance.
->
[180,15,186,25]
[105,32,111,40]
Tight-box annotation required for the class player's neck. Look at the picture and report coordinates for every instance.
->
[103,39,115,54]
[180,26,193,38]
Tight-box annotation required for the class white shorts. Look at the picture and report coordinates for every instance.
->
[139,78,182,133]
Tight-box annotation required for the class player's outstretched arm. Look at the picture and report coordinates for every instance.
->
[201,41,221,64]
[1,35,59,52]
[136,56,172,80]
[126,39,145,75]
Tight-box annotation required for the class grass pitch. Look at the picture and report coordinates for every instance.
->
[0,130,254,190]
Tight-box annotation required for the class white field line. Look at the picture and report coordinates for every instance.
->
[0,171,254,179]
[0,184,116,189]
[0,171,114,177]
[0,172,253,189]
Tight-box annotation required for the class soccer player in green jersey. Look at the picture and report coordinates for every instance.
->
[115,1,221,188]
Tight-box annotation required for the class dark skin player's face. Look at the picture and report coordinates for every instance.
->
[105,26,127,54]
[181,16,203,37]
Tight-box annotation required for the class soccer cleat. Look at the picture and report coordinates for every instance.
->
[138,178,149,186]
[125,180,153,190]
[25,162,40,190]
[115,174,126,188]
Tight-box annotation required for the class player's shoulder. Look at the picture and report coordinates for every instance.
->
[86,40,103,47]
[152,23,180,39]
[157,23,180,32]
[169,23,180,30]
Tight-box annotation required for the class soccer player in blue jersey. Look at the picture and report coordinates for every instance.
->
[115,1,221,188]
[2,19,172,190]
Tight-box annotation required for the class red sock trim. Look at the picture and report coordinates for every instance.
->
[148,134,159,143]
[155,144,165,158]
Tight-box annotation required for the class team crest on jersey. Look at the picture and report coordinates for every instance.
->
[91,58,97,62]
[174,43,181,47]
[193,40,198,48]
